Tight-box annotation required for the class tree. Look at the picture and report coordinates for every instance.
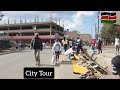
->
[101,23,116,45]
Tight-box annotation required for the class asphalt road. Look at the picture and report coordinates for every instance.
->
[0,46,115,79]
[0,49,54,79]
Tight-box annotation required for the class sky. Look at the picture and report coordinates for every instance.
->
[0,11,104,38]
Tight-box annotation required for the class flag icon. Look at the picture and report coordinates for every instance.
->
[101,12,116,23]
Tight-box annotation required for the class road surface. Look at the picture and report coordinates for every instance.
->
[0,48,77,79]
[0,46,116,79]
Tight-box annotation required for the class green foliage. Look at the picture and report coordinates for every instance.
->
[101,23,116,42]
[0,40,11,49]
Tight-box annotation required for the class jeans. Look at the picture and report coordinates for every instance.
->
[34,49,40,63]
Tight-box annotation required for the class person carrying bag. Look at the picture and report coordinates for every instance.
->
[52,39,62,65]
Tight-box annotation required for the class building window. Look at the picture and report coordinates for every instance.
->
[22,26,33,29]
[22,33,34,36]
[37,25,50,29]
[38,32,50,35]
[9,27,20,30]
[0,28,8,30]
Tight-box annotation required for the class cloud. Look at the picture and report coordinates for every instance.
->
[66,11,95,30]
[0,11,96,31]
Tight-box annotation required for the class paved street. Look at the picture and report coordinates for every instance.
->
[0,46,117,79]
[88,46,116,72]
[0,49,52,79]
[0,48,78,79]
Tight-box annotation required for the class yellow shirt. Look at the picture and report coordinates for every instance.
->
[62,39,68,45]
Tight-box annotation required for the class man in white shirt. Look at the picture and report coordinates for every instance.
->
[68,38,73,48]
[115,36,120,55]
[52,39,62,65]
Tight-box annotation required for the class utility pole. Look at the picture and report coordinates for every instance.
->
[34,16,36,22]
[91,27,93,38]
[14,19,16,24]
[20,17,22,23]
[59,18,60,26]
[25,18,26,23]
[55,18,57,24]
[0,11,5,39]
[50,11,52,22]
[95,23,97,39]
[41,18,43,22]
[63,21,64,28]
[97,11,100,40]
[8,18,9,24]
[0,11,4,21]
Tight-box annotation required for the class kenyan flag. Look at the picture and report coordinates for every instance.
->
[101,12,116,23]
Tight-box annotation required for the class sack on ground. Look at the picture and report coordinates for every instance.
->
[65,48,72,56]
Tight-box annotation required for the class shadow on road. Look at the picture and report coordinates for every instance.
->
[15,50,31,53]
[38,64,61,67]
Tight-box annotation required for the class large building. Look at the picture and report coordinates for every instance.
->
[80,34,91,42]
[65,31,80,40]
[0,21,64,46]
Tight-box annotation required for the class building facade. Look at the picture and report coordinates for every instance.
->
[65,31,80,40]
[80,34,91,42]
[0,21,64,46]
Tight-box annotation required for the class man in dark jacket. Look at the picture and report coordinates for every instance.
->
[77,39,83,53]
[97,39,102,54]
[31,33,43,66]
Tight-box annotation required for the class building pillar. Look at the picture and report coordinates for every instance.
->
[56,27,57,32]
[20,32,22,36]
[20,27,22,43]
[7,27,9,36]
[50,24,52,47]
[33,31,35,35]
[20,26,22,30]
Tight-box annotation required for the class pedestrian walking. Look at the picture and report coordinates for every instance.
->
[97,39,102,54]
[62,37,68,52]
[77,38,84,54]
[52,39,62,65]
[91,44,95,54]
[115,36,120,55]
[31,33,43,66]
[68,38,73,48]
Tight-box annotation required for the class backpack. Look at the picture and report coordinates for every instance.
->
[34,38,40,46]
[31,37,43,50]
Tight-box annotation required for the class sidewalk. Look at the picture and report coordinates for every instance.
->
[0,49,22,55]
[102,45,114,48]
[87,47,116,73]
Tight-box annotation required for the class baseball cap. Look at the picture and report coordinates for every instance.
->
[35,33,39,36]
[111,55,120,75]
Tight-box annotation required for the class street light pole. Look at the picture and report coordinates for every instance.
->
[97,11,100,40]
[0,11,4,21]
[0,12,4,36]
